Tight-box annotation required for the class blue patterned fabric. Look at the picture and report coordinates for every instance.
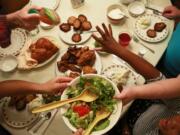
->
[163,23,180,77]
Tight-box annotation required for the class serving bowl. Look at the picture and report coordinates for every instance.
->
[61,74,122,135]
[107,4,125,24]
[128,1,145,17]
[0,55,18,72]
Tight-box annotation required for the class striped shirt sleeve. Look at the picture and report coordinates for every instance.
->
[0,15,11,48]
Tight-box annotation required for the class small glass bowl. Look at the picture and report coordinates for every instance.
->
[107,4,125,24]
[0,55,18,72]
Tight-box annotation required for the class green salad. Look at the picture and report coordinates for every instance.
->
[64,76,116,130]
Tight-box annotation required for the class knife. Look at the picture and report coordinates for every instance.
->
[145,6,163,14]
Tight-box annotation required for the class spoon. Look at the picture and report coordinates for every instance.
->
[133,35,155,54]
[27,113,44,131]
[33,112,51,133]
[32,90,98,113]
[83,108,111,135]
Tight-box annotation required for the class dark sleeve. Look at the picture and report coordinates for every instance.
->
[0,15,11,48]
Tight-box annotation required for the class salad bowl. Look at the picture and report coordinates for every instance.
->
[61,74,122,135]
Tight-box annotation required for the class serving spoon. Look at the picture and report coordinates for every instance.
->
[83,108,111,135]
[32,90,98,114]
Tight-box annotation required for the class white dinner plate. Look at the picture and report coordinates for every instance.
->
[17,36,60,70]
[102,64,137,86]
[134,14,169,43]
[2,97,39,128]
[0,28,27,57]
[30,0,60,10]
[55,49,102,76]
[59,28,92,45]
[61,74,122,135]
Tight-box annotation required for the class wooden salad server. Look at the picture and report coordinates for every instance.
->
[83,108,111,135]
[32,90,98,114]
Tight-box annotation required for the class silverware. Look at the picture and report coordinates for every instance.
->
[27,114,43,131]
[145,6,163,15]
[133,35,155,54]
[33,112,51,133]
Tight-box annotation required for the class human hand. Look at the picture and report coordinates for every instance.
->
[73,129,83,135]
[6,5,42,31]
[92,23,121,54]
[41,77,73,94]
[114,87,136,105]
[163,6,180,19]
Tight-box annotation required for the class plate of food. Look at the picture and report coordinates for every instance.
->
[2,95,39,128]
[59,14,93,45]
[102,64,137,86]
[17,36,60,70]
[0,28,27,57]
[55,46,102,78]
[61,74,122,135]
[134,14,168,43]
[30,0,60,10]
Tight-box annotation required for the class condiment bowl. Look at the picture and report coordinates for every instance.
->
[0,55,18,72]
[107,4,125,24]
[128,1,145,17]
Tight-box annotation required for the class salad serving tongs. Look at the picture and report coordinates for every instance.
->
[83,108,111,135]
[32,90,98,114]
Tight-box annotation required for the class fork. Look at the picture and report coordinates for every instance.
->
[133,35,155,54]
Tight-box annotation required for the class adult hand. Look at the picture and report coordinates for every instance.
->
[163,6,180,19]
[6,5,41,31]
[114,87,136,105]
[41,77,73,94]
[73,129,83,135]
[92,23,121,54]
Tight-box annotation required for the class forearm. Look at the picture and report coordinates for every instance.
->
[113,47,160,80]
[0,80,46,98]
[6,11,19,28]
[133,77,180,99]
[0,15,11,47]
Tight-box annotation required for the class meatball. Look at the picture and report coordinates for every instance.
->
[82,21,92,31]
[59,23,71,32]
[73,19,81,30]
[154,22,166,32]
[147,29,157,38]
[78,14,87,23]
[72,33,81,42]
[67,16,77,26]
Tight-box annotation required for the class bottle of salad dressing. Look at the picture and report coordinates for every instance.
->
[71,0,85,9]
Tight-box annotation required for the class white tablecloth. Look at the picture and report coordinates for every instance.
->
[0,0,174,135]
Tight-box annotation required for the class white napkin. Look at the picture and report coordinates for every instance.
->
[28,109,58,135]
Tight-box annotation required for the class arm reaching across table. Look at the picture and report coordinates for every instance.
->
[0,77,72,98]
[92,23,160,80]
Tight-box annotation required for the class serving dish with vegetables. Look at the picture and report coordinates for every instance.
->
[61,74,122,135]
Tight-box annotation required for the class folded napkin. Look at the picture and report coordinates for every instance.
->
[28,109,58,135]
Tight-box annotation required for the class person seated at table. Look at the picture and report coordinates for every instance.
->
[157,5,180,78]
[93,23,161,81]
[0,0,30,14]
[92,24,180,135]
[0,5,41,48]
[114,76,180,135]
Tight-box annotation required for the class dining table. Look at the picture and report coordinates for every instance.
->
[0,0,174,135]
